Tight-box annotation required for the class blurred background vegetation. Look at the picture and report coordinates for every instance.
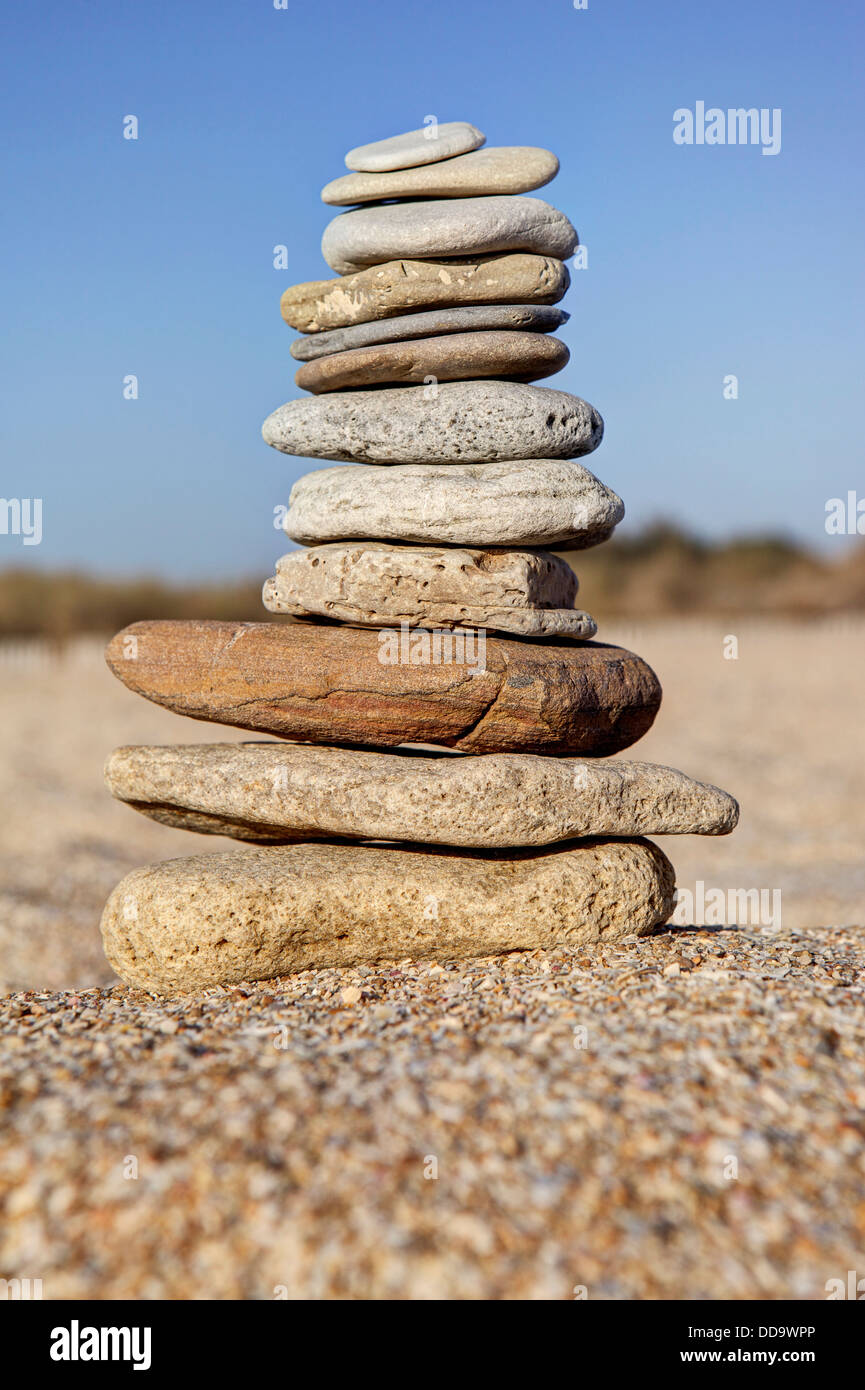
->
[0,527,863,638]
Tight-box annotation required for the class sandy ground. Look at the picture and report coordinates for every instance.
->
[0,618,863,1298]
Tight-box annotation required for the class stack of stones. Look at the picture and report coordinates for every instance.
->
[100,121,738,995]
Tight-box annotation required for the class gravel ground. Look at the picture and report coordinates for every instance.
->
[2,928,864,1300]
[0,619,863,1298]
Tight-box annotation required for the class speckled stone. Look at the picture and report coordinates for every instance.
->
[294,330,569,393]
[263,381,603,463]
[322,196,578,275]
[290,304,569,361]
[284,460,623,549]
[105,743,739,848]
[345,121,485,172]
[280,255,570,333]
[263,542,595,638]
[100,837,676,993]
[323,146,558,204]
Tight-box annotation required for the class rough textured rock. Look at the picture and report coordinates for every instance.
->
[290,304,569,361]
[322,196,578,275]
[105,621,661,756]
[263,542,596,638]
[105,744,740,848]
[323,145,559,204]
[284,460,623,549]
[100,837,676,993]
[345,121,485,173]
[295,330,569,393]
[280,255,570,333]
[263,381,603,463]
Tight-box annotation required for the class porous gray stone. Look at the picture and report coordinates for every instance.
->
[323,145,558,204]
[100,837,676,993]
[262,381,603,464]
[284,460,623,549]
[290,304,569,361]
[345,121,485,172]
[105,743,740,848]
[322,196,578,275]
[263,542,595,637]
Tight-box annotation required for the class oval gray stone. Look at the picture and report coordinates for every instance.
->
[263,542,596,638]
[322,196,578,275]
[345,121,485,172]
[290,304,569,361]
[323,145,559,205]
[105,744,739,849]
[283,460,623,549]
[262,381,603,463]
[100,837,676,993]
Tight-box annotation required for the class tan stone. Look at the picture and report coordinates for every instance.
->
[294,330,568,393]
[280,254,570,333]
[284,459,622,549]
[100,838,676,993]
[105,744,740,848]
[262,542,596,638]
[322,146,559,205]
[104,620,662,756]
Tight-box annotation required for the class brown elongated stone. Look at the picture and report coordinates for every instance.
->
[105,620,661,756]
[293,330,569,393]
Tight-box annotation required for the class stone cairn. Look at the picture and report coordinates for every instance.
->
[101,120,738,994]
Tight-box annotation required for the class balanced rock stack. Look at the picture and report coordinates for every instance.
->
[100,120,738,995]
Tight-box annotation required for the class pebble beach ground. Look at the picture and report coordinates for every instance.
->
[1,618,863,1298]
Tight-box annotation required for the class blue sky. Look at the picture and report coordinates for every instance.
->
[1,0,863,578]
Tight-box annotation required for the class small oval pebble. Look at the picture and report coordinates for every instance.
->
[345,120,485,172]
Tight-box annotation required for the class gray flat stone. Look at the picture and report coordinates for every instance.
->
[290,304,569,361]
[280,255,570,333]
[283,459,623,549]
[100,837,675,993]
[323,145,558,204]
[294,330,569,393]
[105,744,739,848]
[263,542,596,638]
[322,196,578,274]
[262,381,603,463]
[345,121,485,172]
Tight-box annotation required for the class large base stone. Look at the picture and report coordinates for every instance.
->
[100,838,676,993]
